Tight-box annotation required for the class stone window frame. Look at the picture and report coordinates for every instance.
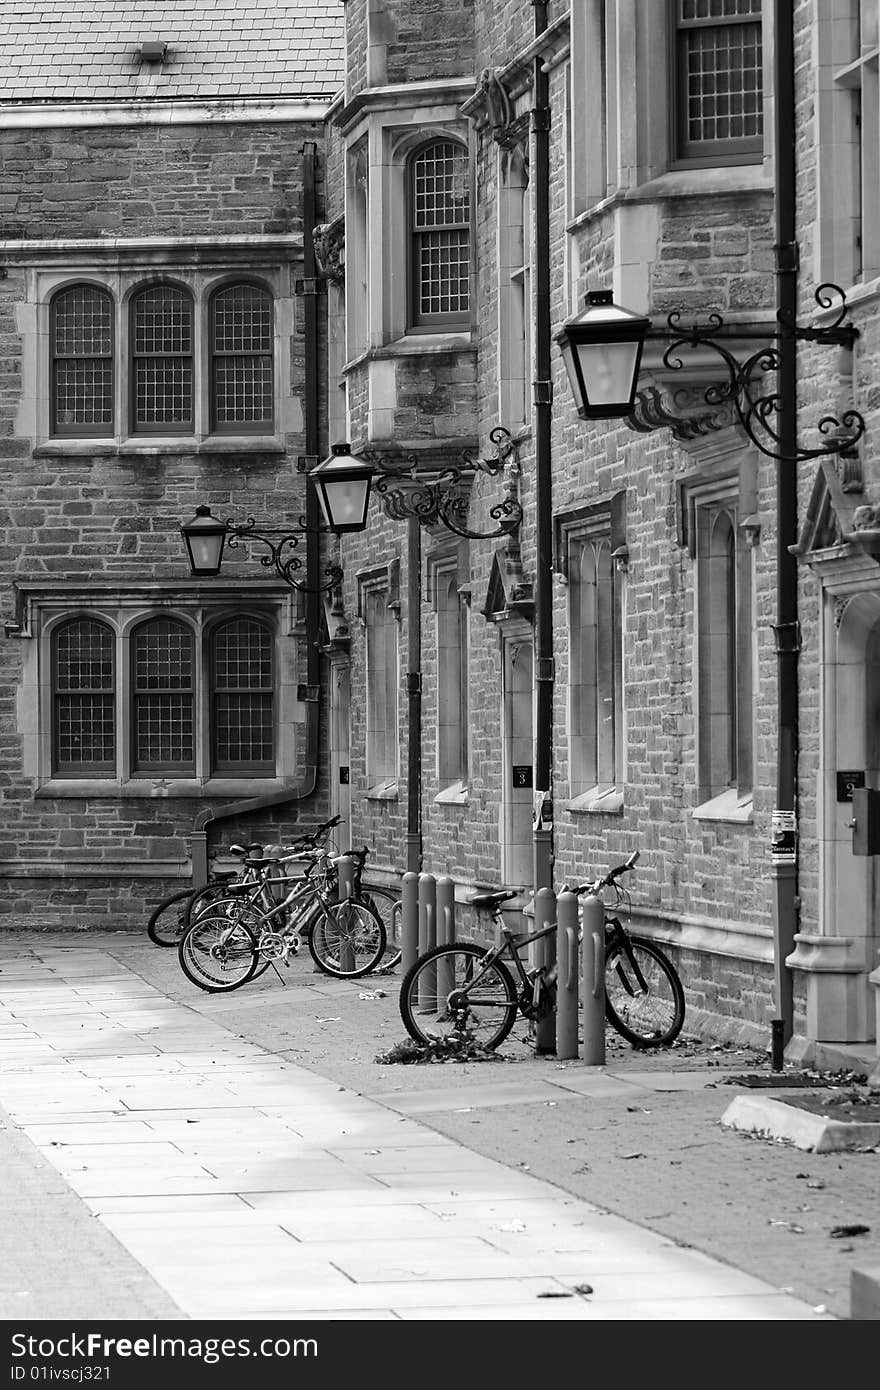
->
[427,545,470,803]
[497,143,531,432]
[49,283,115,438]
[357,564,400,799]
[815,1,880,290]
[555,492,627,816]
[16,587,298,798]
[340,106,475,363]
[567,0,772,219]
[682,470,756,820]
[19,252,290,456]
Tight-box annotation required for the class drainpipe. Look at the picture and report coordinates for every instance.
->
[406,515,423,874]
[770,0,799,1047]
[531,0,554,896]
[189,142,324,884]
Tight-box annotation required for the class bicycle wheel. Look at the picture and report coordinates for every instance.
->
[147,887,195,947]
[308,898,386,978]
[187,891,274,980]
[178,906,260,993]
[399,942,519,1051]
[604,934,685,1047]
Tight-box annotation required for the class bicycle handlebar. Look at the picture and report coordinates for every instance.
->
[570,849,639,896]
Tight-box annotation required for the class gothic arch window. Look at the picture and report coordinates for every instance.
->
[131,617,195,773]
[210,617,275,775]
[130,283,194,433]
[409,138,471,328]
[209,282,274,433]
[50,284,115,437]
[52,617,115,774]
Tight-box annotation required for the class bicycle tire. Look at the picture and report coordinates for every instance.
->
[147,887,195,947]
[308,898,386,978]
[398,942,519,1051]
[186,890,275,980]
[604,934,685,1048]
[178,907,260,994]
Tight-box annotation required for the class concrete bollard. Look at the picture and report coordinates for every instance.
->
[417,872,437,1009]
[555,890,580,1060]
[581,892,606,1065]
[333,854,356,974]
[400,871,419,975]
[435,875,456,1001]
[532,887,557,1055]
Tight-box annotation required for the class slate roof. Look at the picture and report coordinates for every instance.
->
[0,2,345,103]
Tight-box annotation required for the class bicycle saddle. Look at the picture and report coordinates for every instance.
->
[469,888,518,911]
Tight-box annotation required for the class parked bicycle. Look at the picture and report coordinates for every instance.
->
[178,840,387,992]
[398,851,685,1051]
[145,816,341,948]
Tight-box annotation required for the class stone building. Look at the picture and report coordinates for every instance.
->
[0,3,345,928]
[325,0,880,1066]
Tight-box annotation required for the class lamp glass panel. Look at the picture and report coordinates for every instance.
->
[318,476,369,531]
[576,338,639,411]
[187,532,224,573]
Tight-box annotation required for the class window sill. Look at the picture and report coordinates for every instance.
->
[434,780,469,806]
[567,163,771,231]
[364,780,399,801]
[33,437,286,458]
[692,788,754,824]
[565,786,624,816]
[35,777,289,799]
[343,334,475,372]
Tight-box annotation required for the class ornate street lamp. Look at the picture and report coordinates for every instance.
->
[558,282,866,464]
[556,289,651,420]
[309,442,373,534]
[180,505,342,595]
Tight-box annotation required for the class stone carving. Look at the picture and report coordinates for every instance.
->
[312,217,344,285]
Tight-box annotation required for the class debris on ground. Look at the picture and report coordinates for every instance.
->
[375,1033,504,1064]
[722,1068,868,1089]
[829,1224,870,1239]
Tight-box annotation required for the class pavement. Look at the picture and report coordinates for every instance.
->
[0,929,878,1324]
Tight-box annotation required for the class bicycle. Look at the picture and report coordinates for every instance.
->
[178,844,386,992]
[146,816,341,948]
[397,850,686,1052]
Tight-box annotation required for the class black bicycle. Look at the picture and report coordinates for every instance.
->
[398,851,685,1051]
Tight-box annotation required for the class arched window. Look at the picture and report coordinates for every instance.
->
[210,618,274,774]
[210,283,274,433]
[409,139,471,328]
[132,618,195,773]
[130,284,194,433]
[50,285,114,437]
[52,618,115,774]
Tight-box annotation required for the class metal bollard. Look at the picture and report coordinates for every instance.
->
[580,892,605,1065]
[417,872,437,1010]
[532,887,557,1055]
[435,875,456,1001]
[334,854,356,975]
[555,890,579,1060]
[400,871,419,975]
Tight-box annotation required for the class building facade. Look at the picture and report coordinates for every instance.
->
[0,4,345,928]
[326,0,880,1065]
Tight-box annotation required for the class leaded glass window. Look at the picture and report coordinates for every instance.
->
[211,619,274,774]
[411,140,471,327]
[210,284,274,433]
[53,619,115,773]
[131,285,194,433]
[132,619,195,772]
[675,0,763,161]
[51,286,114,437]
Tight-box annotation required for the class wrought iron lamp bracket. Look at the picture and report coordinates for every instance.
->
[222,518,343,595]
[367,426,523,540]
[662,283,866,464]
